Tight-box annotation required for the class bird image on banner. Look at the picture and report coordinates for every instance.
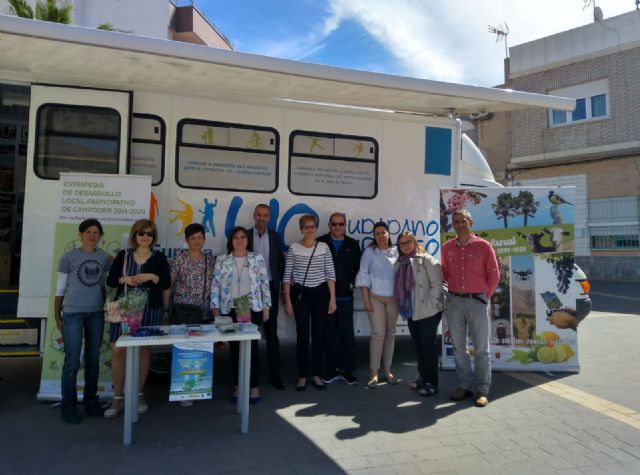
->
[548,191,573,206]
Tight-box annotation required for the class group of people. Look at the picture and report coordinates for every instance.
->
[55,206,499,425]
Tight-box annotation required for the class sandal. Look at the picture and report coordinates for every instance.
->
[367,376,378,389]
[383,372,398,385]
[409,378,424,390]
[104,396,124,419]
[418,383,439,397]
[138,392,148,415]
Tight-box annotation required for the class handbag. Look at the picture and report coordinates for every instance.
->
[170,254,210,324]
[290,243,318,304]
[105,251,128,323]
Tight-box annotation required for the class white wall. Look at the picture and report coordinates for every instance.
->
[1,0,171,39]
[510,10,640,79]
[74,0,170,38]
[514,174,589,257]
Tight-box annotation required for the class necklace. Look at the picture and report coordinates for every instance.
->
[233,256,247,283]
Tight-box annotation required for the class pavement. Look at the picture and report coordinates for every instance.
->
[1,283,640,475]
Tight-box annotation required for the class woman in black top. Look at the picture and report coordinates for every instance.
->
[104,219,171,418]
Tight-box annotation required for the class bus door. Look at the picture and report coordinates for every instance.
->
[18,85,131,322]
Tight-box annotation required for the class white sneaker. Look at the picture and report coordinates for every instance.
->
[180,400,194,407]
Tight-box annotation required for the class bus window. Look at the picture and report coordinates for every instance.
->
[130,114,165,185]
[176,119,278,193]
[34,104,120,179]
[288,131,378,199]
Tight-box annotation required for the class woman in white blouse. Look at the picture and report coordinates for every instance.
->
[283,214,337,391]
[356,221,399,388]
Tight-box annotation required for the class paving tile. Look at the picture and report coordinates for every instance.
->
[337,456,370,471]
[598,447,640,463]
[391,462,423,474]
[366,454,391,467]
[389,451,416,464]
[620,445,640,460]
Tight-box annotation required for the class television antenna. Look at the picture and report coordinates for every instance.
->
[583,0,603,21]
[488,22,509,58]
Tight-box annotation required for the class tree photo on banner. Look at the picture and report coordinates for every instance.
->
[439,186,578,372]
[38,173,151,400]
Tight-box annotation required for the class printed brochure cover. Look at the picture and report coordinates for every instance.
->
[169,340,214,401]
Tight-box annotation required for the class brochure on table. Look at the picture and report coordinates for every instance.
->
[170,339,214,402]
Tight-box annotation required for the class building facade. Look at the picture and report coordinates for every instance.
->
[1,0,232,48]
[476,10,640,280]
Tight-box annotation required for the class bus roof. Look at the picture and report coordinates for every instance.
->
[0,15,575,116]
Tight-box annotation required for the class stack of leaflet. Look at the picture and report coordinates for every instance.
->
[238,323,259,333]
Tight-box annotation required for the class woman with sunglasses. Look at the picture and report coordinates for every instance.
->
[104,219,171,418]
[394,231,443,396]
[356,221,399,388]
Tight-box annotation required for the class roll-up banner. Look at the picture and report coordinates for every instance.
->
[439,187,579,373]
[38,173,151,400]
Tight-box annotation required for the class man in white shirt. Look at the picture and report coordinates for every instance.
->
[248,204,286,389]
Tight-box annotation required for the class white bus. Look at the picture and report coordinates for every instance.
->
[0,15,573,346]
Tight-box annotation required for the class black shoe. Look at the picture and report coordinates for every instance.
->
[270,378,286,390]
[61,409,81,425]
[84,402,105,417]
[321,369,342,384]
[296,381,307,392]
[341,371,359,386]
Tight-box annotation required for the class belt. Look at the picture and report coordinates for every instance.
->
[448,291,481,298]
[448,291,488,304]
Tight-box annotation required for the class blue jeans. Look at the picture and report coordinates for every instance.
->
[61,311,105,410]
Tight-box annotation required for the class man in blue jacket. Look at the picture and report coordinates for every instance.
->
[318,212,361,385]
[248,204,286,389]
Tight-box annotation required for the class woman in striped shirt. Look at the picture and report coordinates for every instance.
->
[283,214,337,391]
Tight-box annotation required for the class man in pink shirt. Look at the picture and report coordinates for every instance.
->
[442,210,500,407]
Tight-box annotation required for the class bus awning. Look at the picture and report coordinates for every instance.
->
[0,15,575,116]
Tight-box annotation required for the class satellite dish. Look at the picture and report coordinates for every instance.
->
[594,6,603,22]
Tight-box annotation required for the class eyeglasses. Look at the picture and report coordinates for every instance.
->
[330,222,345,227]
[302,225,316,230]
[136,231,155,238]
[397,240,413,247]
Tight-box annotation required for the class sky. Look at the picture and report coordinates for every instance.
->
[197,0,636,87]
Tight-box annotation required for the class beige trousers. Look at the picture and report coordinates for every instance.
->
[368,293,399,372]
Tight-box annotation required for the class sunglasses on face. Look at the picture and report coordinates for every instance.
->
[398,240,413,247]
[330,222,345,227]
[302,225,316,230]
[137,231,155,237]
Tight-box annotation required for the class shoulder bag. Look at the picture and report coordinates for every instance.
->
[290,242,318,304]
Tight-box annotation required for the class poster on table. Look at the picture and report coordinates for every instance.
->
[169,341,214,401]
[439,187,579,372]
[38,173,151,400]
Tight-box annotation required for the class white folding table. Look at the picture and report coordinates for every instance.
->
[115,326,261,445]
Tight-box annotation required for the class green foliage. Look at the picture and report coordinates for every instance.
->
[7,0,72,24]
[35,0,72,24]
[514,190,540,226]
[97,22,115,31]
[491,192,517,228]
[7,0,34,18]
